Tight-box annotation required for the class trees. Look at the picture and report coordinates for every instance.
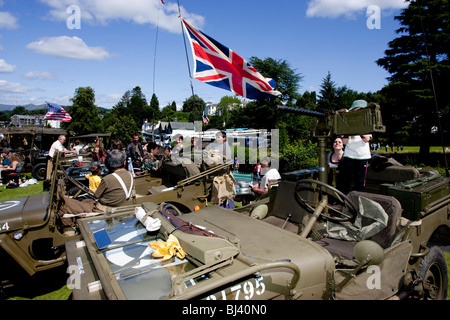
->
[376,0,450,155]
[317,72,359,112]
[102,90,140,144]
[225,57,302,132]
[216,96,242,127]
[182,94,205,122]
[63,87,103,135]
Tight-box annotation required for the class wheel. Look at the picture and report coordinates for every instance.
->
[32,163,47,181]
[294,179,357,222]
[162,202,184,216]
[419,246,448,300]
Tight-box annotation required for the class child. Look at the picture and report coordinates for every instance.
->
[85,163,102,193]
[253,160,262,182]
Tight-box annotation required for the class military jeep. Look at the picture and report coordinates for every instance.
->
[0,127,69,181]
[65,104,449,300]
[0,150,232,296]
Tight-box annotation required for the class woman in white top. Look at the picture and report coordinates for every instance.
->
[336,100,373,194]
[337,134,372,193]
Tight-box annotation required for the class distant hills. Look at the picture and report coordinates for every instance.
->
[0,104,48,112]
[0,104,110,113]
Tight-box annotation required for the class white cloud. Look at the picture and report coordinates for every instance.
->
[0,11,18,29]
[306,0,408,18]
[23,70,56,80]
[0,80,37,94]
[39,0,204,33]
[0,59,17,73]
[26,36,110,60]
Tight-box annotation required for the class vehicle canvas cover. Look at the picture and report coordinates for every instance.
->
[382,175,450,220]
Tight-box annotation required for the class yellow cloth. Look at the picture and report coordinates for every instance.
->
[149,235,186,261]
[85,174,102,191]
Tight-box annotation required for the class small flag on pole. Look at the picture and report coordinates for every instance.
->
[44,102,72,122]
[202,112,209,125]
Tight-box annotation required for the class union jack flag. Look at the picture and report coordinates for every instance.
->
[181,18,281,100]
[44,102,72,122]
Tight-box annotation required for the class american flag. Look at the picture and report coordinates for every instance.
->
[202,112,209,125]
[44,102,72,122]
[181,18,281,100]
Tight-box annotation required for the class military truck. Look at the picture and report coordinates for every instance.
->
[66,104,449,300]
[0,127,69,180]
[0,150,232,296]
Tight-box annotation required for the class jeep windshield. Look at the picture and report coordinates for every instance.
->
[76,203,207,300]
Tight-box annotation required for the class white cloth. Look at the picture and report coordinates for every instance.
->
[135,207,161,232]
[259,168,281,189]
[48,140,66,158]
[344,135,372,160]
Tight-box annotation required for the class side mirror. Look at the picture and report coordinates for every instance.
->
[353,240,385,265]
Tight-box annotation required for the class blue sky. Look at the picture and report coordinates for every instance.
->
[0,0,409,110]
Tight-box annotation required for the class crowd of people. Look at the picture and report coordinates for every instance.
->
[0,134,24,188]
[2,99,385,228]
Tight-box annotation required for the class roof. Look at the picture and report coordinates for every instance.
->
[158,122,194,130]
[0,126,68,136]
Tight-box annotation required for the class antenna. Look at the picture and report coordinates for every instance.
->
[177,0,198,122]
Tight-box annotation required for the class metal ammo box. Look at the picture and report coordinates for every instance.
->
[380,173,450,221]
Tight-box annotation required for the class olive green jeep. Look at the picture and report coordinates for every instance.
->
[65,105,449,300]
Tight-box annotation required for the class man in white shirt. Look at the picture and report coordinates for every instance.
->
[252,157,281,195]
[49,135,77,158]
[47,135,77,179]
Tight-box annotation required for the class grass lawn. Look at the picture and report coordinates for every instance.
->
[0,174,46,201]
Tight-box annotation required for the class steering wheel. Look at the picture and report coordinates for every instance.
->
[294,179,357,223]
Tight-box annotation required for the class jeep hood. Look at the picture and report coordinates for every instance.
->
[0,193,50,233]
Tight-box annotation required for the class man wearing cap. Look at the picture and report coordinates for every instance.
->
[337,100,372,194]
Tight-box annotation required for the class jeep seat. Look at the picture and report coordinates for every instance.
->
[262,181,309,233]
[316,191,403,259]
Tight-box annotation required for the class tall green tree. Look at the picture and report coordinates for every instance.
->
[376,0,450,155]
[63,87,103,135]
[129,86,150,127]
[12,106,27,115]
[318,72,358,112]
[148,93,160,121]
[182,94,205,122]
[249,57,302,105]
[216,96,242,127]
[160,101,177,121]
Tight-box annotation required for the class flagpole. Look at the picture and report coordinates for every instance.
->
[152,0,162,95]
[177,0,198,122]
